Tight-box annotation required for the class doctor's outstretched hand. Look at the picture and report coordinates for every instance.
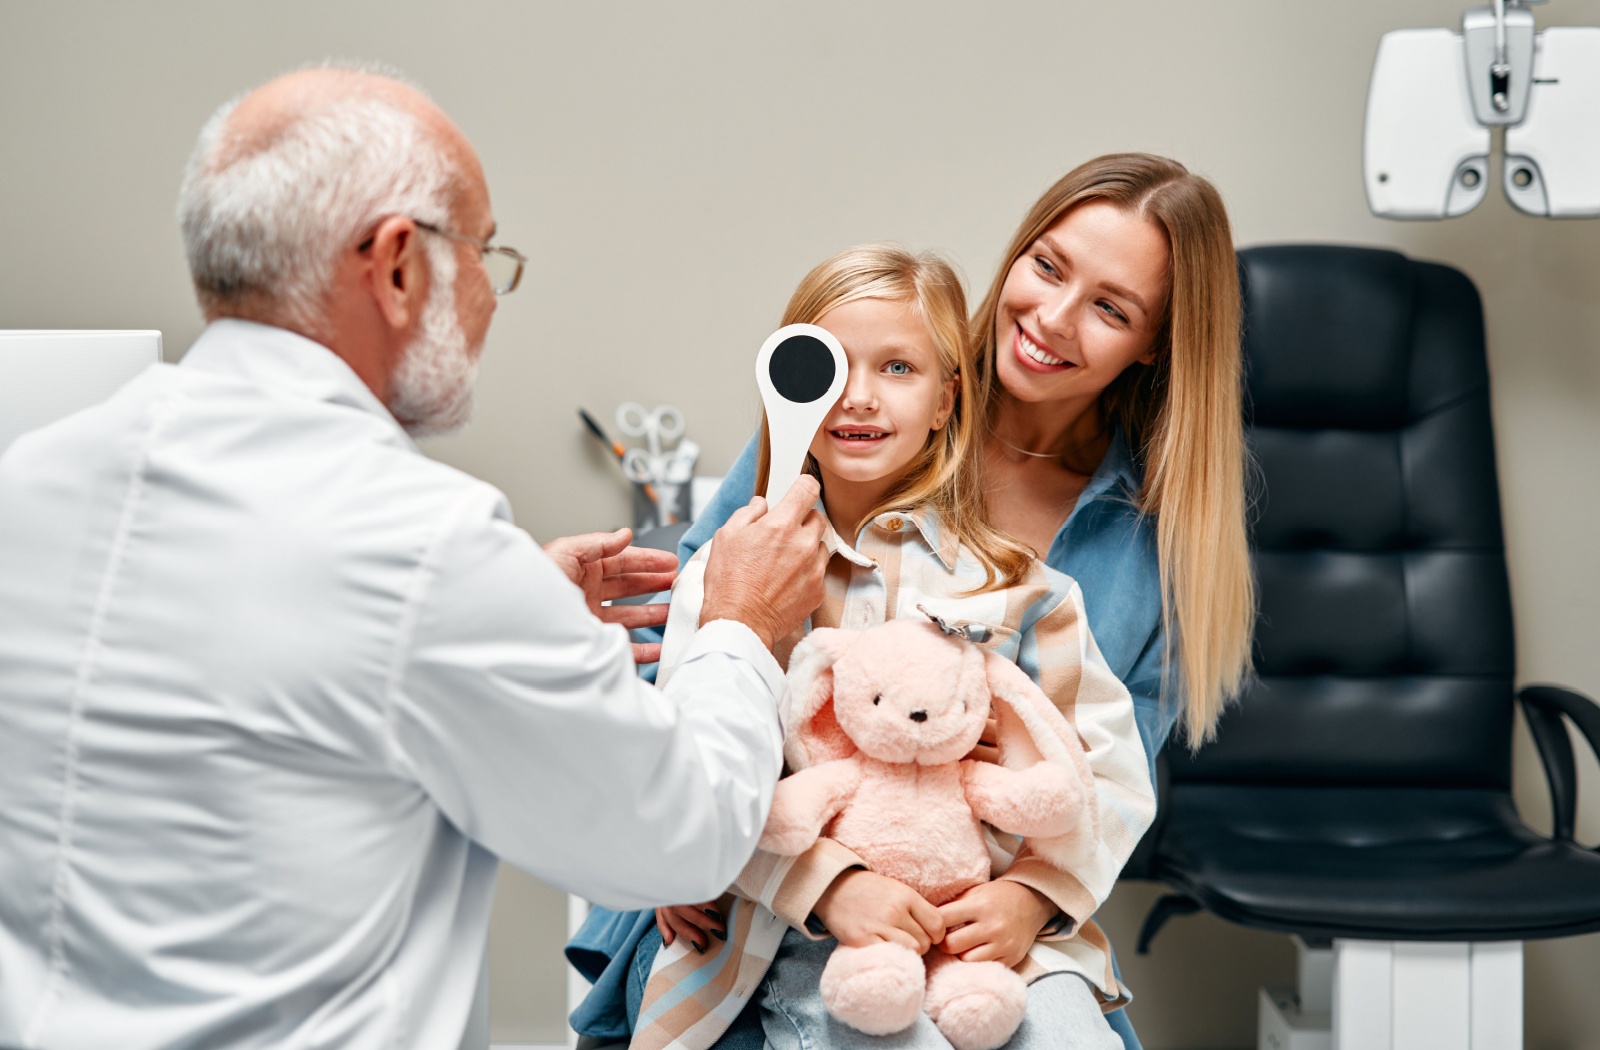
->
[543,528,678,664]
[700,475,828,651]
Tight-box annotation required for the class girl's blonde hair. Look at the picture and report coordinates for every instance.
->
[756,243,1034,591]
[969,154,1256,743]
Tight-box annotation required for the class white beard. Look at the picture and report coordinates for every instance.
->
[387,238,480,438]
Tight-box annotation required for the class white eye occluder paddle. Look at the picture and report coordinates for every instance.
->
[755,323,847,506]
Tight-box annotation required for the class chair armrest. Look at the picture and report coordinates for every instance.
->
[1518,683,1600,845]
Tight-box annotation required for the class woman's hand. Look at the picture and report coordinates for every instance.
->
[934,880,1058,968]
[813,869,946,954]
[654,902,725,954]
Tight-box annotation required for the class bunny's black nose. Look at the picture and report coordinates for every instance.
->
[909,710,928,723]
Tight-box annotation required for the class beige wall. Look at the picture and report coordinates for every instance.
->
[2,1,1596,1046]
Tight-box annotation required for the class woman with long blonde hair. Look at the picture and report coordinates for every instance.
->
[970,152,1254,748]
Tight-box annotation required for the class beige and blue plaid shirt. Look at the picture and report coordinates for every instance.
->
[643,507,1154,1050]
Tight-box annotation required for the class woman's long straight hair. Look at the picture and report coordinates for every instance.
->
[756,244,1034,591]
[969,154,1256,743]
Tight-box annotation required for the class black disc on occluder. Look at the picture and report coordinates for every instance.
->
[768,335,836,404]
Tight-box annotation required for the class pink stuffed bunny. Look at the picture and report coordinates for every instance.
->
[761,619,1097,1050]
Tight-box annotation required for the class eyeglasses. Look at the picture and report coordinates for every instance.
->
[412,221,527,295]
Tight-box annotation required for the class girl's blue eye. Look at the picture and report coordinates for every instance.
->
[1034,256,1058,277]
[885,361,911,376]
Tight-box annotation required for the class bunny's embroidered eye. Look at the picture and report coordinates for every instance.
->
[873,694,882,706]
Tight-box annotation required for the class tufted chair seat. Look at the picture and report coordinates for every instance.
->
[1157,784,1600,941]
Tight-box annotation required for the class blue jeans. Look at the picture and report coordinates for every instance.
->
[625,927,1137,1050]
[757,929,1118,1050]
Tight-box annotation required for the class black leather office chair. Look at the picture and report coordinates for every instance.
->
[1129,245,1600,1050]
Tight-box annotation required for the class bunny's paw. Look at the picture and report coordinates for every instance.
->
[924,955,1027,1050]
[756,818,820,856]
[820,942,925,1035]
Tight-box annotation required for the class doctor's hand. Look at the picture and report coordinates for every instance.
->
[542,528,678,664]
[699,475,827,651]
[814,869,945,954]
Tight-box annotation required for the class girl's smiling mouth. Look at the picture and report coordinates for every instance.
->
[829,426,891,444]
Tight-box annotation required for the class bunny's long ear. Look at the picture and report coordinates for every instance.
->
[779,628,858,770]
[983,651,1096,804]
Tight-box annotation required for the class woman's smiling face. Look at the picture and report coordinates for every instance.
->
[808,296,954,501]
[994,200,1170,410]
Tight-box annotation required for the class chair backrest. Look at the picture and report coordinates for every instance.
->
[1169,246,1515,791]
[0,330,162,454]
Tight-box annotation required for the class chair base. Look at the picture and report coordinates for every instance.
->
[1259,985,1330,1050]
[1259,935,1334,1049]
[1260,936,1523,1050]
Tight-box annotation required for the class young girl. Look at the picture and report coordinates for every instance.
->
[617,244,1150,1050]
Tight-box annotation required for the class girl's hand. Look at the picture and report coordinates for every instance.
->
[654,903,726,954]
[934,881,1058,968]
[964,715,1001,764]
[813,869,946,954]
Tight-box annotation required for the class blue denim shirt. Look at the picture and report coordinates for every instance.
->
[678,428,1177,785]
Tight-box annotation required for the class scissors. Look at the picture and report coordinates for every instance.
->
[615,402,685,484]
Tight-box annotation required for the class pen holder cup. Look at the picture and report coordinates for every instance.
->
[632,479,692,532]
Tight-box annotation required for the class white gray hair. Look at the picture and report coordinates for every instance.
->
[178,69,458,333]
[387,233,478,437]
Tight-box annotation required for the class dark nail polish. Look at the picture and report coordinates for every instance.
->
[711,928,727,941]
[692,941,705,954]
[703,908,724,922]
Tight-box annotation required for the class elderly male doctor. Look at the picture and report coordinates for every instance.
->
[0,67,828,1049]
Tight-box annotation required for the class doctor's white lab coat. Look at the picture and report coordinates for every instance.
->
[0,320,785,1049]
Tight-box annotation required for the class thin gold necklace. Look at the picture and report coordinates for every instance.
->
[990,423,1103,461]
[993,434,1064,458]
